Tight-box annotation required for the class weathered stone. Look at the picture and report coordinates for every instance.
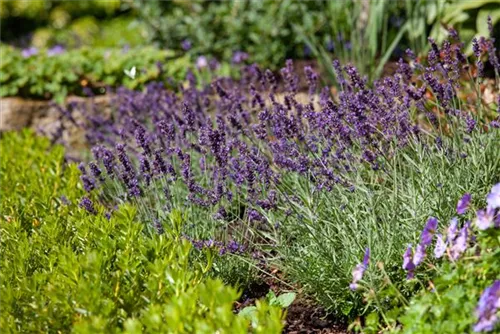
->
[0,97,49,131]
[1,95,113,156]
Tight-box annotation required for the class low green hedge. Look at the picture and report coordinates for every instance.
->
[0,131,285,333]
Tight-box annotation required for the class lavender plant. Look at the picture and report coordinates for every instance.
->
[63,20,500,318]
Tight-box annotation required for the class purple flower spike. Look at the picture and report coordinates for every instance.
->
[420,217,438,246]
[457,193,472,215]
[434,234,447,258]
[486,183,500,210]
[473,280,500,332]
[350,247,370,291]
[79,197,96,215]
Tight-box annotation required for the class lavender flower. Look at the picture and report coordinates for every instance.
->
[47,45,65,56]
[350,247,370,291]
[457,193,472,215]
[232,51,249,64]
[248,209,262,222]
[79,197,96,215]
[181,39,192,51]
[472,38,482,58]
[196,56,208,69]
[80,175,96,193]
[413,243,426,266]
[60,195,70,205]
[78,162,87,175]
[447,217,459,242]
[89,162,104,182]
[474,280,500,332]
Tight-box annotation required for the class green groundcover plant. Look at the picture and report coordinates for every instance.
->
[349,183,500,333]
[0,131,285,333]
[0,45,192,103]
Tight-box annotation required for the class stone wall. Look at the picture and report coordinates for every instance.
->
[0,95,112,151]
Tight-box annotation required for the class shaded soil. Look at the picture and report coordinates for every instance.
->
[234,272,348,333]
[285,300,348,334]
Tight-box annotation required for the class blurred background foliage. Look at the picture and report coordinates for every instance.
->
[0,0,499,99]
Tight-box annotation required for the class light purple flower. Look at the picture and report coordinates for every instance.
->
[47,45,65,56]
[474,280,500,332]
[413,243,426,266]
[450,224,469,260]
[420,217,438,246]
[402,245,415,279]
[486,183,500,210]
[21,47,38,58]
[447,217,458,242]
[232,51,249,64]
[475,208,495,230]
[434,233,447,258]
[196,56,208,69]
[457,193,472,215]
[350,247,370,291]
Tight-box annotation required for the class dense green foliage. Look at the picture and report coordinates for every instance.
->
[0,131,285,333]
[0,0,126,46]
[0,45,191,102]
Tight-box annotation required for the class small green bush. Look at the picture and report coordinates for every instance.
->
[0,131,285,333]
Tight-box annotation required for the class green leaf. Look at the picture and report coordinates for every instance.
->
[275,292,296,308]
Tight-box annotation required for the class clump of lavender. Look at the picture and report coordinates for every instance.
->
[67,23,499,244]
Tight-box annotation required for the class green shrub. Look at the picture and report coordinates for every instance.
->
[0,131,285,333]
[0,45,191,102]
